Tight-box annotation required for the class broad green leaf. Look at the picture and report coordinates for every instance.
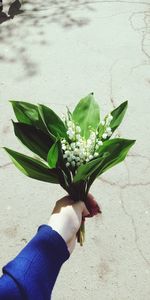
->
[9,100,46,132]
[110,101,128,132]
[3,147,59,183]
[38,104,67,139]
[72,93,100,139]
[88,138,135,186]
[47,140,59,168]
[99,139,135,174]
[12,121,55,161]
[97,138,132,156]
[73,156,105,183]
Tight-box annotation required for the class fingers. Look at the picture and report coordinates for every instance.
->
[53,194,101,219]
[52,196,74,214]
[85,193,102,217]
[81,202,90,218]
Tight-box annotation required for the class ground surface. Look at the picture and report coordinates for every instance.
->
[0,1,150,299]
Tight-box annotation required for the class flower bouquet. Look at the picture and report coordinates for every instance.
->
[3,93,135,245]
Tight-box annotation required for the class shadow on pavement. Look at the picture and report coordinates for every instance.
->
[0,0,95,78]
[0,12,10,24]
[0,0,23,24]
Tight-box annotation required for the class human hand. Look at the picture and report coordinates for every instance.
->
[48,193,101,254]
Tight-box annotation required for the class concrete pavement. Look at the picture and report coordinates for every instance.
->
[0,1,150,299]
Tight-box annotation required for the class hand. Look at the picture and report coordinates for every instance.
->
[48,193,101,254]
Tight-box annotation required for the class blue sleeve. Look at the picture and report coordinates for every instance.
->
[0,225,70,300]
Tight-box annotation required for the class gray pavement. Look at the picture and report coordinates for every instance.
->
[0,1,150,299]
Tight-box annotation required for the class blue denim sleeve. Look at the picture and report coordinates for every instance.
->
[0,225,70,300]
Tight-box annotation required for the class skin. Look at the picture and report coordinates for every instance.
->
[48,193,101,254]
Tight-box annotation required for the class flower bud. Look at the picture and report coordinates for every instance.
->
[71,161,76,167]
[76,126,81,133]
[97,140,103,146]
[102,133,108,139]
[76,134,81,140]
[89,155,93,160]
[76,141,81,147]
[75,156,80,162]
[67,157,72,162]
[106,127,111,133]
[94,152,98,157]
[74,148,79,155]
[71,142,75,150]
[65,150,70,156]
[62,144,66,150]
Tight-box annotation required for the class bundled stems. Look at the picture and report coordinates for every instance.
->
[68,180,89,246]
[77,219,85,246]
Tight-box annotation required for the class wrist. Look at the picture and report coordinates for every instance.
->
[47,221,75,255]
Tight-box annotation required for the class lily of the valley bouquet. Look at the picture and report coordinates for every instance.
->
[3,93,135,245]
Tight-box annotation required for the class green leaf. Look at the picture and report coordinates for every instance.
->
[9,100,46,132]
[88,138,136,185]
[110,101,128,132]
[38,104,67,139]
[97,138,132,156]
[12,121,55,161]
[3,147,59,183]
[47,140,59,168]
[72,93,100,139]
[99,139,136,174]
[73,156,105,183]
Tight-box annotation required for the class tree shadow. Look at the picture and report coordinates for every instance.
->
[0,0,95,78]
[0,12,10,24]
[0,0,23,24]
[21,0,95,28]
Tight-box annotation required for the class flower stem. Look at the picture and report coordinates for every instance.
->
[69,183,87,246]
[77,219,85,246]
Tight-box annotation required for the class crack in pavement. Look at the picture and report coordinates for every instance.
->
[128,153,150,161]
[85,1,150,6]
[141,12,150,60]
[108,61,150,186]
[129,10,150,73]
[119,188,150,267]
[107,59,150,267]
[109,60,119,110]
[98,176,150,189]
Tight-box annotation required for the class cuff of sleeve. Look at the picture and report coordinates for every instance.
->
[37,224,70,262]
